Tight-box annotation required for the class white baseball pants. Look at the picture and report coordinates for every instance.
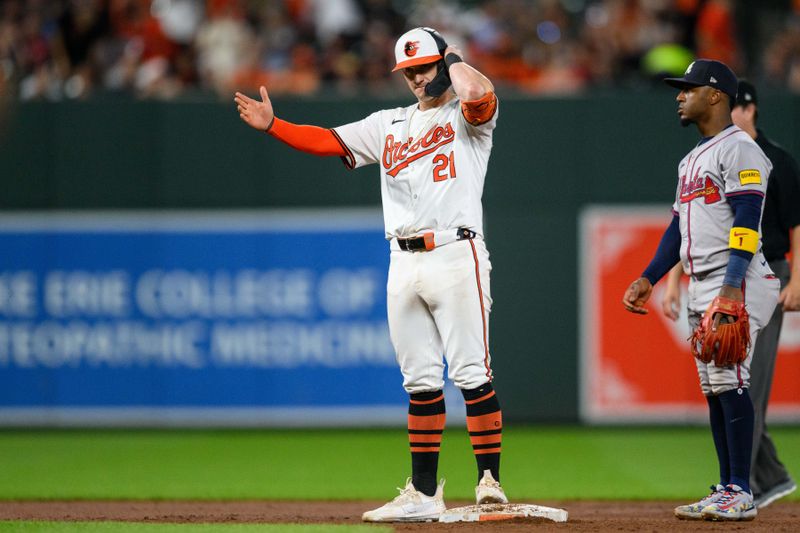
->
[387,237,493,393]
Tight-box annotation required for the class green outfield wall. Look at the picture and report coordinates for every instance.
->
[2,92,799,423]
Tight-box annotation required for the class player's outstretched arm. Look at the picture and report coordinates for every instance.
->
[445,45,494,101]
[233,85,347,158]
[661,263,683,321]
[235,86,274,131]
[623,278,653,314]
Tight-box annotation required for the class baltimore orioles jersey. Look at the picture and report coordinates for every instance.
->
[672,125,773,277]
[331,96,498,240]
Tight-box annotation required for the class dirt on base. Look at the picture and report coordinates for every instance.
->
[1,500,799,531]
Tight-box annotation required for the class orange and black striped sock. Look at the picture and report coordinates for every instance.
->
[408,390,446,497]
[462,382,502,483]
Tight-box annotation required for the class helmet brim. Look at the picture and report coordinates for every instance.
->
[663,77,705,90]
[392,54,442,72]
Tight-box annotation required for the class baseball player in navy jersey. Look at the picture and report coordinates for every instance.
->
[234,27,506,522]
[622,59,780,521]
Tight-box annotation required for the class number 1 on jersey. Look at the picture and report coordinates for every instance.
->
[433,152,457,182]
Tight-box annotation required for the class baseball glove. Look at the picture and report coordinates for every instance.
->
[689,296,751,366]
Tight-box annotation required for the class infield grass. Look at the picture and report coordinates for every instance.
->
[0,426,798,501]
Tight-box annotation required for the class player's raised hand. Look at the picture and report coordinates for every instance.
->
[234,86,274,131]
[622,277,653,314]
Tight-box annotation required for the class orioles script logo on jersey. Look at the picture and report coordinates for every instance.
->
[680,167,721,204]
[383,122,455,178]
[404,41,420,57]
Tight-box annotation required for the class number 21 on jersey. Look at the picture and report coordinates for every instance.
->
[433,152,456,182]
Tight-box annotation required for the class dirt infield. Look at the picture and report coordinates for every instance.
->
[1,500,799,531]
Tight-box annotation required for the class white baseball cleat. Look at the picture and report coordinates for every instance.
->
[674,484,726,520]
[362,478,446,522]
[700,484,757,521]
[475,469,508,504]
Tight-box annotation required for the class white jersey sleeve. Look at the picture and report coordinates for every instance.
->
[331,110,388,169]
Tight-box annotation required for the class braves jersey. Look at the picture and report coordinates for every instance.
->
[332,97,498,239]
[672,125,773,277]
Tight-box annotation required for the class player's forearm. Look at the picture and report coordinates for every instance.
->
[642,214,681,285]
[267,118,347,157]
[723,192,763,287]
[448,61,494,101]
[666,262,683,291]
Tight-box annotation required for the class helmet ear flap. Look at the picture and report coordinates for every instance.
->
[419,27,451,98]
[424,59,451,98]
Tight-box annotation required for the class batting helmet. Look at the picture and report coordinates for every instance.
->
[392,27,447,72]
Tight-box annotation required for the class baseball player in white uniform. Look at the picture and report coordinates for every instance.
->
[234,27,507,522]
[623,60,780,522]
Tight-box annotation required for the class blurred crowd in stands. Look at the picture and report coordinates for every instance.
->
[2,0,800,100]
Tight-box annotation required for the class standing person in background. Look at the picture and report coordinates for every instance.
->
[234,27,507,522]
[623,59,779,521]
[662,79,799,509]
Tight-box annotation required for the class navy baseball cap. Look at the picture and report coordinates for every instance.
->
[735,79,758,106]
[663,59,738,101]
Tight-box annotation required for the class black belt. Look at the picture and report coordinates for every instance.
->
[397,228,476,252]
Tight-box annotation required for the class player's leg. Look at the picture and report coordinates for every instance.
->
[675,284,732,520]
[363,251,447,522]
[674,310,729,520]
[387,250,447,496]
[461,381,506,504]
[706,346,756,495]
[748,301,784,493]
[753,437,796,508]
[418,239,506,503]
[750,260,794,507]
[387,276,446,496]
[686,307,730,487]
[700,270,779,521]
[706,266,782,489]
[699,344,757,521]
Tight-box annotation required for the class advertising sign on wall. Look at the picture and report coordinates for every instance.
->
[580,206,800,423]
[0,210,470,426]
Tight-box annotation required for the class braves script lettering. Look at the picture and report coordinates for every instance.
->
[680,167,721,204]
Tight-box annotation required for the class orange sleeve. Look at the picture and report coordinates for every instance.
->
[461,91,498,126]
[267,118,348,157]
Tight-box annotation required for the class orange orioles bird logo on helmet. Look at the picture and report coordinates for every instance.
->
[404,41,420,57]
